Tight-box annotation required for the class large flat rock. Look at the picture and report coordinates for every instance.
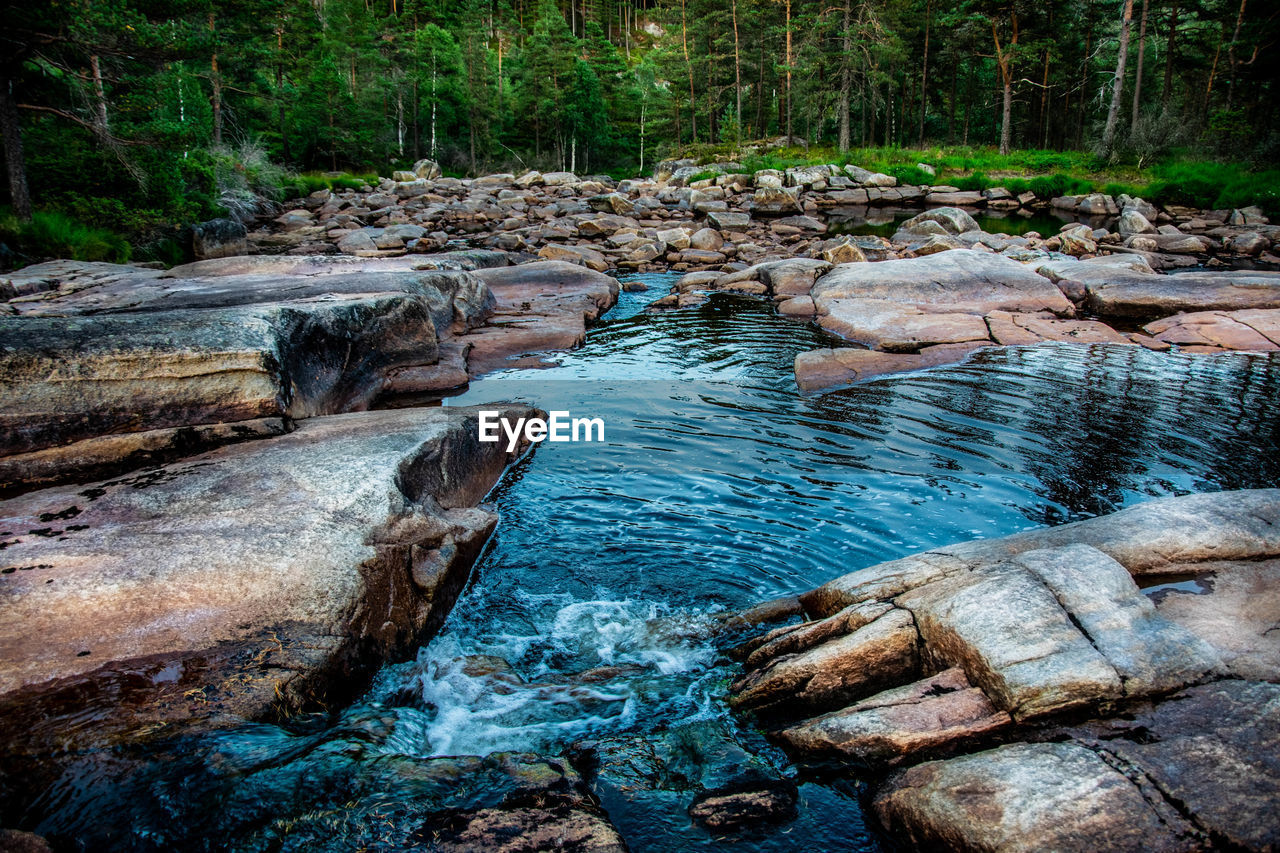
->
[875,742,1202,852]
[462,260,619,374]
[812,250,1075,316]
[0,295,441,460]
[1042,260,1280,318]
[0,405,531,732]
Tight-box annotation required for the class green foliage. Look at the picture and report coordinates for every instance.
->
[0,209,131,266]
[950,172,993,191]
[1027,173,1094,199]
[885,165,935,186]
[687,170,720,184]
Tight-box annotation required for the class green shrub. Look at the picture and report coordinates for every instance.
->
[1214,170,1280,216]
[885,164,935,186]
[687,170,720,184]
[1102,182,1145,198]
[1027,173,1093,198]
[0,209,131,266]
[1002,177,1032,195]
[951,172,993,191]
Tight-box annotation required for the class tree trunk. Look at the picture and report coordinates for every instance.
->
[1161,0,1180,108]
[277,21,291,162]
[1226,0,1246,111]
[838,0,851,152]
[784,0,792,141]
[89,55,109,133]
[732,0,742,138]
[991,14,1017,156]
[0,76,31,221]
[681,0,696,142]
[209,13,223,146]
[1100,0,1133,157]
[918,0,931,146]
[1131,0,1148,127]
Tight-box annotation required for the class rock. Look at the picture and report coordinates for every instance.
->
[412,158,442,180]
[514,170,543,188]
[542,171,580,187]
[0,830,52,853]
[752,186,802,215]
[0,295,449,459]
[772,215,826,233]
[462,261,619,375]
[1229,231,1270,255]
[1077,193,1120,216]
[899,207,981,235]
[780,668,1011,764]
[1118,208,1158,236]
[1065,679,1280,852]
[1040,261,1280,318]
[337,230,380,254]
[985,311,1134,346]
[815,299,991,353]
[679,248,727,265]
[1144,308,1280,351]
[656,227,691,250]
[875,742,1201,852]
[538,243,610,272]
[688,787,798,831]
[819,238,867,265]
[690,227,725,251]
[587,193,635,215]
[916,163,937,177]
[924,191,984,206]
[707,210,751,231]
[190,218,248,260]
[784,165,832,188]
[793,343,991,392]
[0,406,531,741]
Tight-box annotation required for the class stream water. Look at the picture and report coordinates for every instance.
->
[24,275,1280,851]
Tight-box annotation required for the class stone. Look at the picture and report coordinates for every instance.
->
[924,191,984,206]
[1118,208,1158,236]
[898,207,981,235]
[793,342,990,392]
[772,215,826,233]
[537,243,610,272]
[412,158,442,180]
[984,310,1134,346]
[780,668,1011,764]
[707,210,751,231]
[689,227,725,251]
[0,294,454,459]
[337,230,378,254]
[657,227,691,250]
[898,560,1125,720]
[1066,679,1280,851]
[541,171,580,186]
[819,238,867,265]
[190,218,248,260]
[752,186,802,215]
[1152,558,1280,680]
[730,607,920,717]
[0,407,531,735]
[814,251,1072,316]
[1230,231,1270,255]
[816,299,992,353]
[1144,308,1280,351]
[1039,259,1280,317]
[462,261,619,375]
[587,193,635,215]
[875,742,1201,852]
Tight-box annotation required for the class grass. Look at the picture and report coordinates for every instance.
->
[687,141,1280,214]
[0,208,131,267]
[279,172,378,199]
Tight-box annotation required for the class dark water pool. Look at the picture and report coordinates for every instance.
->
[21,276,1280,851]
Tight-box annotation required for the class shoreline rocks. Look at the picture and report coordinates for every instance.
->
[728,490,1280,851]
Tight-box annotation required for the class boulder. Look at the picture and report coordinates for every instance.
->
[793,342,991,392]
[690,227,725,252]
[0,406,532,743]
[537,243,610,272]
[1118,208,1158,236]
[587,193,635,216]
[412,158,443,180]
[875,742,1201,852]
[899,207,981,235]
[708,210,751,231]
[1039,260,1280,318]
[752,186,802,215]
[337,230,378,254]
[190,218,248,260]
[1143,308,1280,351]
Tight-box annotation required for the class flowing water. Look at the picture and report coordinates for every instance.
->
[22,275,1280,851]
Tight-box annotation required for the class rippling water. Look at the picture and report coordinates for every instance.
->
[24,275,1280,851]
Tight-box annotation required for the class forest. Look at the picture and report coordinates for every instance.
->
[1,0,1277,258]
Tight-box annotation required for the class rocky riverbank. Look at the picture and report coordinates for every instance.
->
[730,490,1280,851]
[241,157,1277,274]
